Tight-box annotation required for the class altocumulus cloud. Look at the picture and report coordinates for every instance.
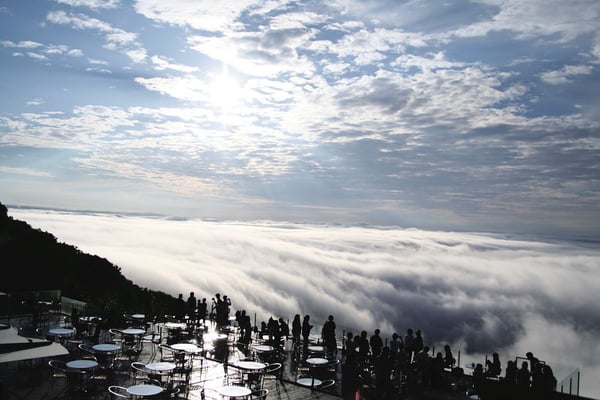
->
[8,208,600,397]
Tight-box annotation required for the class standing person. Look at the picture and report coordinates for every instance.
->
[211,294,221,324]
[175,293,186,321]
[241,311,252,344]
[276,317,289,350]
[358,331,370,366]
[186,292,197,322]
[373,346,393,399]
[486,352,501,377]
[292,314,301,344]
[504,360,517,385]
[516,361,531,388]
[414,330,424,353]
[197,298,208,322]
[342,348,362,400]
[221,295,232,326]
[322,315,337,358]
[443,344,455,368]
[404,328,415,362]
[301,315,313,358]
[343,332,355,362]
[370,328,384,359]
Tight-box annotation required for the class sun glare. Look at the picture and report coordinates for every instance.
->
[208,73,241,108]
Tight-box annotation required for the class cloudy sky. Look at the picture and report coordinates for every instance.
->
[8,207,600,396]
[0,0,599,237]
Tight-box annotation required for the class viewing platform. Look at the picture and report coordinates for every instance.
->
[0,295,592,400]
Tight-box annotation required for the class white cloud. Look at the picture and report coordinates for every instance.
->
[540,65,594,85]
[53,0,121,9]
[26,98,44,106]
[8,208,600,397]
[451,0,600,43]
[46,10,146,63]
[26,52,48,61]
[134,75,209,102]
[150,55,198,73]
[134,0,258,32]
[0,167,54,177]
[1,40,43,49]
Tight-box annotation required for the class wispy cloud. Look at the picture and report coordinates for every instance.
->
[53,0,121,9]
[540,65,594,85]
[0,166,54,177]
[46,10,146,62]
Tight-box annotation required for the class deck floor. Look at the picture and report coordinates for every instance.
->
[1,319,343,400]
[1,317,472,400]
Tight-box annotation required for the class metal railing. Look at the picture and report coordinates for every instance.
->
[558,368,580,396]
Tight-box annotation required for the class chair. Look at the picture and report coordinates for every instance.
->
[250,388,269,400]
[171,363,192,397]
[263,362,283,380]
[108,385,131,399]
[109,328,124,345]
[142,331,161,361]
[319,379,336,390]
[260,362,281,395]
[162,386,180,399]
[158,343,176,362]
[48,359,68,395]
[78,343,97,360]
[130,361,149,383]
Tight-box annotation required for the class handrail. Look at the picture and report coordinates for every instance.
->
[558,368,580,396]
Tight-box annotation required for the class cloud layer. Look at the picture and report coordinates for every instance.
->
[8,208,600,396]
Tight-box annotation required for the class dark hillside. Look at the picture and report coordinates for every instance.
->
[0,201,176,320]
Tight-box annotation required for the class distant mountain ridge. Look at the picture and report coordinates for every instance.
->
[0,201,176,320]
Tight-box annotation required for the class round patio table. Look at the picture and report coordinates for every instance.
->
[217,385,251,398]
[127,384,163,397]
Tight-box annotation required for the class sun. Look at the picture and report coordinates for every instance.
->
[208,73,241,109]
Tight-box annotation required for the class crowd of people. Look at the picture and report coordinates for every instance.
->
[171,291,559,399]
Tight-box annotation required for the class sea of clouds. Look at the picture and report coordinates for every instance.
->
[8,208,600,397]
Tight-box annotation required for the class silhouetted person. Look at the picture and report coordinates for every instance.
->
[404,328,415,361]
[321,315,337,357]
[431,352,445,388]
[530,361,544,391]
[267,316,279,345]
[370,328,383,359]
[175,293,185,321]
[486,352,501,377]
[237,310,251,344]
[516,361,530,388]
[415,346,432,387]
[472,363,486,394]
[526,351,540,371]
[343,331,355,361]
[278,317,289,339]
[197,298,207,322]
[301,314,313,356]
[186,291,197,321]
[221,295,231,325]
[414,329,424,353]
[342,349,362,400]
[373,346,392,399]
[291,314,301,344]
[540,364,557,392]
[503,360,517,385]
[358,330,370,366]
[211,294,221,324]
[443,344,455,368]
